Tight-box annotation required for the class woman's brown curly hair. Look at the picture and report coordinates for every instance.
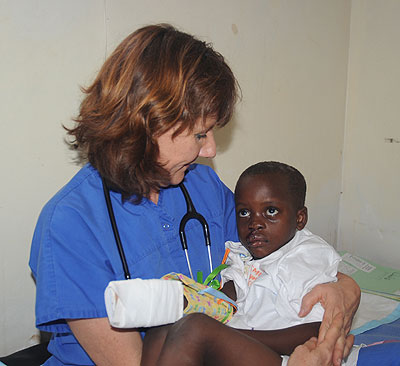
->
[67,24,239,202]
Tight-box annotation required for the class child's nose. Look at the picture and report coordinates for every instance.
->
[249,214,265,230]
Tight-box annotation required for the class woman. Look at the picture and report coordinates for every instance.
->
[29,24,360,366]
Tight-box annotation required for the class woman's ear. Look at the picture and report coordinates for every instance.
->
[296,207,308,230]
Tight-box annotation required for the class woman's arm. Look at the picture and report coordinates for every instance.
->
[67,318,143,366]
[298,272,361,365]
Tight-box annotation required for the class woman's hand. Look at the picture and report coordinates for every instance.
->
[298,272,360,365]
[288,313,351,366]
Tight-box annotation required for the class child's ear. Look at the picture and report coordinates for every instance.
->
[296,207,308,230]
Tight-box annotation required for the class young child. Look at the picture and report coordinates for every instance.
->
[220,161,341,332]
[105,161,351,365]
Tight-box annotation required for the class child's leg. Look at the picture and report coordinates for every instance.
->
[141,325,171,366]
[156,313,283,366]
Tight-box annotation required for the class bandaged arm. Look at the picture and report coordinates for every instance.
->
[105,274,236,328]
[105,278,184,328]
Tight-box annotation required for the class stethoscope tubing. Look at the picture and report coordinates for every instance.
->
[178,182,213,278]
[102,178,213,281]
[102,177,131,280]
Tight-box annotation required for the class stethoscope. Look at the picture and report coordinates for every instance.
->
[102,178,213,280]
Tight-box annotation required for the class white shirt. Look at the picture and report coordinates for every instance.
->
[221,229,341,330]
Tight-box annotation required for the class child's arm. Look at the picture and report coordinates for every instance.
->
[237,321,321,355]
[221,279,319,355]
[220,280,237,301]
[142,315,335,366]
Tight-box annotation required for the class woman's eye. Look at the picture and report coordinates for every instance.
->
[238,209,250,218]
[266,207,278,217]
[195,133,207,140]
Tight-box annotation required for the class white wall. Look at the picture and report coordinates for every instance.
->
[0,0,106,353]
[210,1,350,246]
[3,0,388,355]
[338,0,400,269]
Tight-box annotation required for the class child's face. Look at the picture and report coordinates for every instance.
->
[235,173,307,259]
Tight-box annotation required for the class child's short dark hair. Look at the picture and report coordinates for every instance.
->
[236,161,306,210]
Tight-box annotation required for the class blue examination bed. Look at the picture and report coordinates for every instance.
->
[351,298,400,365]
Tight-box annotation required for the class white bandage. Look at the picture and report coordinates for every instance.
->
[104,278,183,328]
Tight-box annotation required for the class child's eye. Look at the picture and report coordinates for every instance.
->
[238,209,250,218]
[266,207,278,217]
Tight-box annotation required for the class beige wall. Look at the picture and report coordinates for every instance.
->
[1,0,397,355]
[338,0,400,269]
[0,0,106,353]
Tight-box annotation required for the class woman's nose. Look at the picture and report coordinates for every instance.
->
[199,131,216,158]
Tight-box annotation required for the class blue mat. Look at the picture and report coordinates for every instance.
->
[354,316,400,345]
[354,316,400,365]
[358,341,400,365]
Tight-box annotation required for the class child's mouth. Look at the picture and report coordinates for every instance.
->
[247,234,268,247]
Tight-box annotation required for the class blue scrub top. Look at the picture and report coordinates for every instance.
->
[29,163,238,365]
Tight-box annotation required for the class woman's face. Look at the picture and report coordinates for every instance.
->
[157,117,217,186]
